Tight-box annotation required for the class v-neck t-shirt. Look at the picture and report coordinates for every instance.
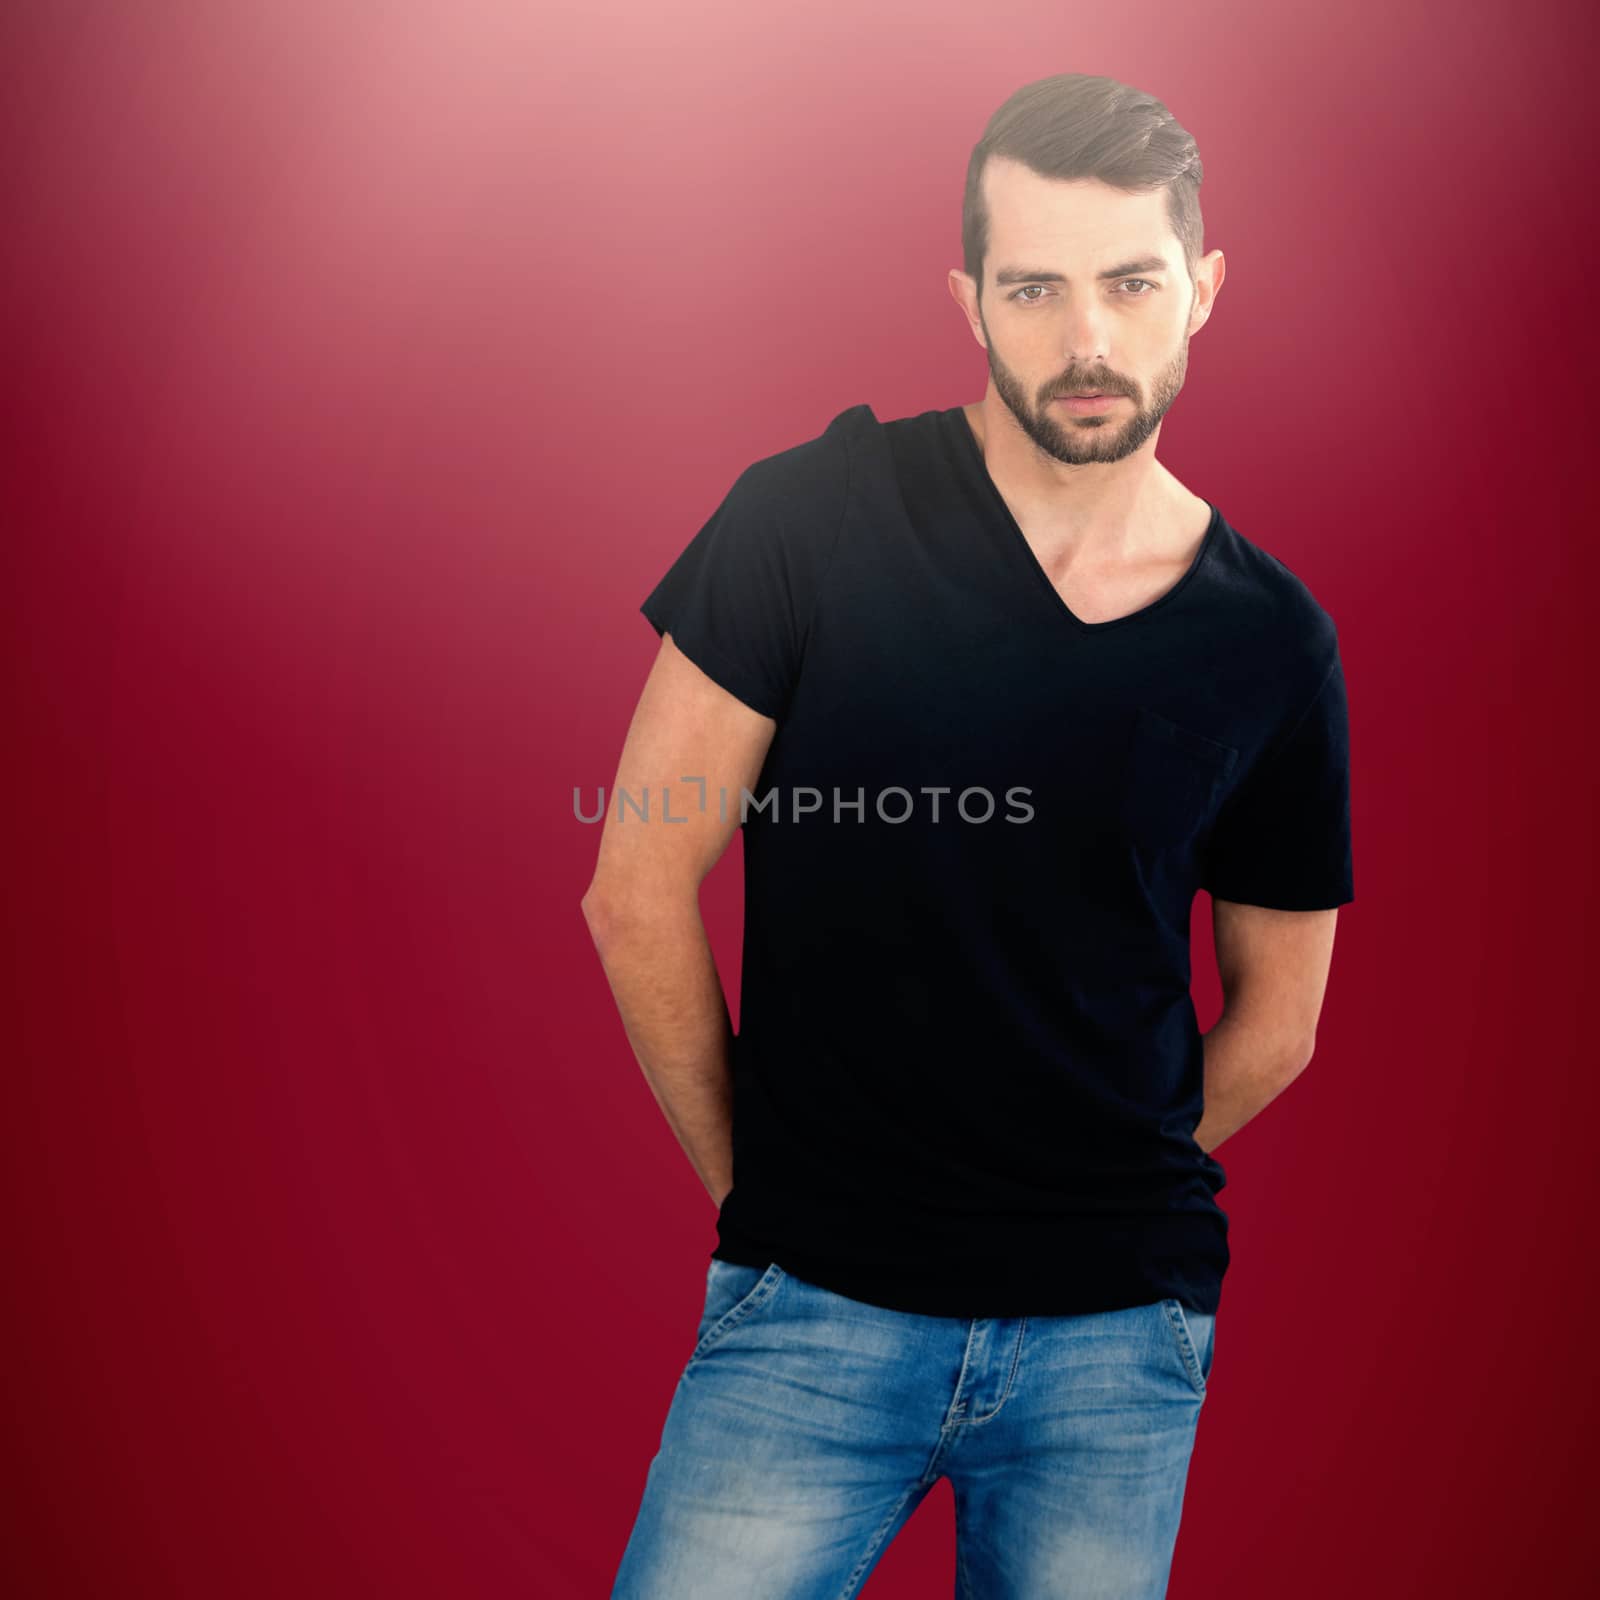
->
[639,401,1355,1317]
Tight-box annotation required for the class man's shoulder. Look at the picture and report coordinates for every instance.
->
[737,403,872,497]
[693,405,868,576]
[1209,508,1342,664]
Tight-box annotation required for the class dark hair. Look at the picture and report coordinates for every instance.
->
[962,73,1204,299]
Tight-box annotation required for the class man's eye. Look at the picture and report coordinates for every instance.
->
[1008,279,1157,303]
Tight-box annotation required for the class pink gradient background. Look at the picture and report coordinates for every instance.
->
[5,2,1596,1594]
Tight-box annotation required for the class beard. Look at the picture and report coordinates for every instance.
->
[980,315,1190,467]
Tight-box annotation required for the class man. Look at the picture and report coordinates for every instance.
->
[585,71,1353,1599]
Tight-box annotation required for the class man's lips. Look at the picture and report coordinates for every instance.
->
[1055,391,1122,409]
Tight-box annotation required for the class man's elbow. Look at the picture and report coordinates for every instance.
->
[580,884,636,950]
[580,879,697,950]
[1220,1011,1318,1084]
[1284,1028,1318,1080]
[580,887,612,948]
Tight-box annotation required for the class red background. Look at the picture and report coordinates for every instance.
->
[5,2,1596,1594]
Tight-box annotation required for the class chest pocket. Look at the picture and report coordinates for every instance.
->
[1123,707,1239,852]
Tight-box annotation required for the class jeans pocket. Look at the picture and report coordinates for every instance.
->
[1161,1298,1216,1398]
[687,1260,787,1368]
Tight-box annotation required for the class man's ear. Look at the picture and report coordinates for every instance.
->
[947,269,987,351]
[1188,248,1225,336]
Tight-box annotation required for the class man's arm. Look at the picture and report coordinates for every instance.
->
[1194,899,1340,1153]
[580,632,779,1207]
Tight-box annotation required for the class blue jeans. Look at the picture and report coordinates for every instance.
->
[612,1259,1217,1598]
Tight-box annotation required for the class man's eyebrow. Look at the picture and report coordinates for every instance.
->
[993,256,1171,286]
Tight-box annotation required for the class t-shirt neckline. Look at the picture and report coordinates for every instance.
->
[942,404,1221,634]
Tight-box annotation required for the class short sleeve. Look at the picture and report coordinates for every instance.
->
[1199,649,1354,910]
[639,412,855,721]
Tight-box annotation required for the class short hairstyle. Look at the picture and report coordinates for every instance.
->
[962,73,1205,298]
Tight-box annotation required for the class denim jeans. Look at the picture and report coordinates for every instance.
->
[611,1258,1217,1598]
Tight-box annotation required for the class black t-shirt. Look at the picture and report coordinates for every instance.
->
[639,402,1354,1317]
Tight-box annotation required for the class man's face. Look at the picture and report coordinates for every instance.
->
[967,160,1205,467]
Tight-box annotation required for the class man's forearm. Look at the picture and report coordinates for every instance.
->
[1193,1011,1315,1154]
[581,895,736,1207]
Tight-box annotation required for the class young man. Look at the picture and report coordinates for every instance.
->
[585,71,1353,1600]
